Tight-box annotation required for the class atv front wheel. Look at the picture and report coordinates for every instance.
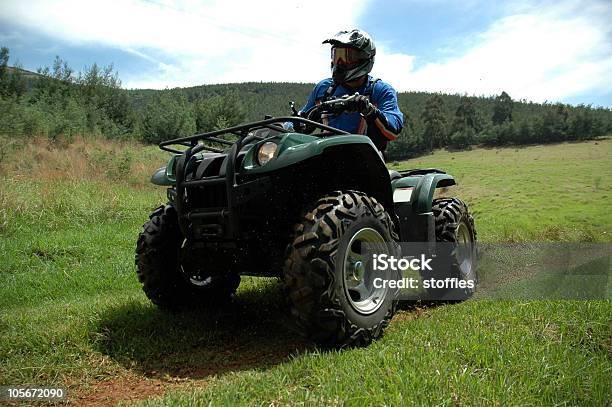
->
[284,191,399,348]
[428,197,477,300]
[135,205,239,309]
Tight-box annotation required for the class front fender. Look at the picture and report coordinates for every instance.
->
[150,155,179,186]
[151,166,173,186]
[242,133,377,175]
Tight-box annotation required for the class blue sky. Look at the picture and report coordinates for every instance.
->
[360,1,506,66]
[1,0,611,107]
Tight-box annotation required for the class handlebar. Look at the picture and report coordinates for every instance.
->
[304,93,361,121]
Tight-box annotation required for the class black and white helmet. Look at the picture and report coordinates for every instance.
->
[323,29,376,84]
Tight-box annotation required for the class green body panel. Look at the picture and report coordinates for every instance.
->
[242,133,377,174]
[152,134,454,217]
[151,133,453,221]
[151,134,377,185]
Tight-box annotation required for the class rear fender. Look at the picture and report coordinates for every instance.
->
[413,173,456,214]
[392,173,456,242]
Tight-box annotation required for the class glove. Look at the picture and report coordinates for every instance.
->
[352,94,376,117]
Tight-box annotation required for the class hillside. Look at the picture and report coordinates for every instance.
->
[6,65,44,79]
[2,49,612,159]
[127,81,612,130]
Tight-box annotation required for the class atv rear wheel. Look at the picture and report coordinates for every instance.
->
[284,191,399,348]
[135,205,239,309]
[428,197,477,300]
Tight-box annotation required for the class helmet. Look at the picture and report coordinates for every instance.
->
[323,29,376,84]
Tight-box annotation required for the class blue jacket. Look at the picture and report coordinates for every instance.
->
[300,75,404,151]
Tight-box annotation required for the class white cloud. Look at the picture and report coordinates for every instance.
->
[372,50,415,90]
[0,0,610,104]
[0,0,368,88]
[394,0,612,103]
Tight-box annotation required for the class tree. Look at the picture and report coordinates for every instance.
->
[452,96,480,134]
[449,127,475,150]
[568,106,597,140]
[496,121,518,145]
[517,120,533,144]
[446,97,484,149]
[475,124,498,146]
[194,92,246,133]
[0,47,26,98]
[142,92,196,144]
[77,63,136,137]
[492,91,513,125]
[539,104,569,142]
[0,47,9,97]
[387,114,427,160]
[421,94,448,151]
[34,56,75,106]
[7,64,26,97]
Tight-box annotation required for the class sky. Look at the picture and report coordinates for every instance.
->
[1,0,611,107]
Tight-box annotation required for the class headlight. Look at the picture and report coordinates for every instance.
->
[257,141,278,165]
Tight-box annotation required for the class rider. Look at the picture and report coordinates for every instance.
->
[300,29,404,152]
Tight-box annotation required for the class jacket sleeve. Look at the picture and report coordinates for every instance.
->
[300,84,318,115]
[284,81,325,130]
[367,83,404,141]
[300,79,333,115]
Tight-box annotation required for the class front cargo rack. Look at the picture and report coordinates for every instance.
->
[158,116,349,239]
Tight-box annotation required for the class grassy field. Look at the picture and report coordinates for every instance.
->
[0,137,610,406]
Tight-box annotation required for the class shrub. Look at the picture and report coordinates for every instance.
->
[449,127,475,150]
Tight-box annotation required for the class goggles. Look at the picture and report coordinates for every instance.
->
[331,47,366,66]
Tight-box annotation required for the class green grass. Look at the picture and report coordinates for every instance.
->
[137,301,610,406]
[394,140,612,242]
[0,138,610,405]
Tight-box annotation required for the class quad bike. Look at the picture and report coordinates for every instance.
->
[136,94,477,348]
